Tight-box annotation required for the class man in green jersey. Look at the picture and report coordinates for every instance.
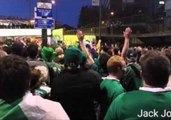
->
[100,55,125,119]
[105,50,171,120]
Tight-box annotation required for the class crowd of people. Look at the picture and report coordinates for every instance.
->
[0,27,171,120]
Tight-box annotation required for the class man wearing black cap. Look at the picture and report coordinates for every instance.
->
[121,48,143,91]
[126,48,138,63]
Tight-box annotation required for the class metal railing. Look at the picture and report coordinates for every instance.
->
[65,16,171,37]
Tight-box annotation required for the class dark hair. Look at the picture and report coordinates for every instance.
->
[114,47,120,55]
[126,48,138,63]
[102,45,110,53]
[27,43,38,59]
[0,55,31,102]
[164,48,171,64]
[11,42,24,56]
[107,47,113,56]
[99,53,111,74]
[140,50,170,88]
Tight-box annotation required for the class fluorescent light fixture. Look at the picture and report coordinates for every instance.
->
[159,1,165,5]
[0,29,51,37]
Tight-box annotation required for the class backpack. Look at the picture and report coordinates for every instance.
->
[120,63,143,91]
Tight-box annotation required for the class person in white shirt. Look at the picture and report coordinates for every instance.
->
[0,55,69,120]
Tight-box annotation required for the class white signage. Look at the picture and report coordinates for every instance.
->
[92,0,99,6]
[37,2,52,9]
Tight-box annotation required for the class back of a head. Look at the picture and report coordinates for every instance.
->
[99,52,111,73]
[11,42,24,56]
[114,47,120,55]
[55,47,64,56]
[55,47,64,64]
[140,50,170,88]
[107,55,125,75]
[102,45,110,53]
[64,46,83,70]
[0,55,31,102]
[27,43,38,59]
[126,48,138,63]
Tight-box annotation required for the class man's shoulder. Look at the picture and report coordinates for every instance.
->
[125,63,141,80]
[20,92,69,120]
[85,69,100,76]
[126,63,140,70]
[101,78,121,86]
[115,90,171,103]
[113,90,148,102]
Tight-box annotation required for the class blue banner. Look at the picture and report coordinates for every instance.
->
[36,8,52,17]
[34,18,55,29]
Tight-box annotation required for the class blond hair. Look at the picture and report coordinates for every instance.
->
[107,55,125,74]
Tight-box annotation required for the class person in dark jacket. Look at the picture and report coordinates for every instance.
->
[51,46,102,120]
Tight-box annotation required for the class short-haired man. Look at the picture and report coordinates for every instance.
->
[105,51,171,120]
[100,55,125,119]
[0,55,69,120]
[121,48,143,91]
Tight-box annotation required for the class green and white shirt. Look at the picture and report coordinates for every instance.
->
[105,87,171,120]
[0,92,69,120]
[101,75,125,101]
[100,75,125,119]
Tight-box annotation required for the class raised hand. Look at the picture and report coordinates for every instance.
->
[77,30,84,42]
[123,27,132,39]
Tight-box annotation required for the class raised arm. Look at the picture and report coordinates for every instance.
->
[96,39,101,54]
[121,27,132,60]
[77,30,94,65]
